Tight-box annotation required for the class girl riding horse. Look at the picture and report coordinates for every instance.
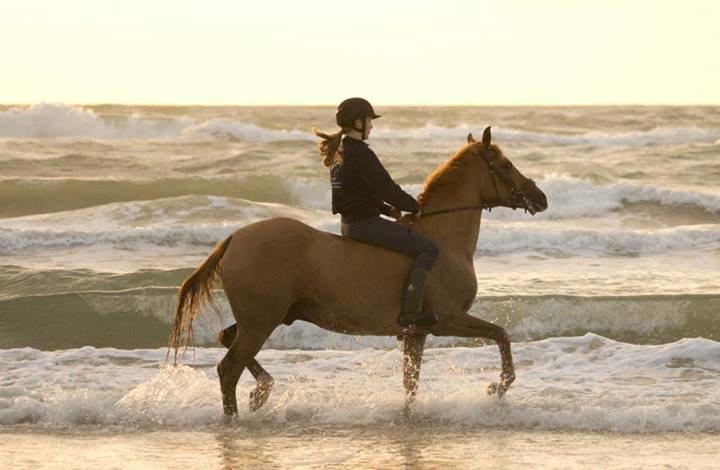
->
[314,97,438,328]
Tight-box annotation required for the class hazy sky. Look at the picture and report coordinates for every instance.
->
[1,0,718,105]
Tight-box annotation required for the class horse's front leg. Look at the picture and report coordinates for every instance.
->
[401,333,427,403]
[440,314,515,397]
[486,327,515,397]
[398,333,427,417]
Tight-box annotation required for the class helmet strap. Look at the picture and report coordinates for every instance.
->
[352,118,367,139]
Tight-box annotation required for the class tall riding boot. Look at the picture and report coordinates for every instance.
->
[397,266,439,327]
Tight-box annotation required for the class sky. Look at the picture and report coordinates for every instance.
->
[1,0,719,106]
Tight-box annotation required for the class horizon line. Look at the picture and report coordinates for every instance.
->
[2,101,720,108]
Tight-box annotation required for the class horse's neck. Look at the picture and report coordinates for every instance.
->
[415,176,483,261]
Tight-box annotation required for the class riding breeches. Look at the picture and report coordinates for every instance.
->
[340,215,439,270]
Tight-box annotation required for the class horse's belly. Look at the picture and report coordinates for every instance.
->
[303,317,403,337]
[289,295,403,336]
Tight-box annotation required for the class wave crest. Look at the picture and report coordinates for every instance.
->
[1,291,717,349]
[3,103,720,146]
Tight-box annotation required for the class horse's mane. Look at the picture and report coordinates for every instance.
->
[417,142,503,207]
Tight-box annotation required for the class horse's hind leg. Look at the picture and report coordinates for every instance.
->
[441,314,515,397]
[402,334,427,410]
[217,319,276,416]
[246,360,274,412]
[218,324,275,412]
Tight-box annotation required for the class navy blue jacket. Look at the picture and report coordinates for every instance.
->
[330,136,419,223]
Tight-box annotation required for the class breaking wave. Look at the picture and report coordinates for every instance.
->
[2,216,718,256]
[2,103,719,147]
[1,290,717,349]
[2,172,719,220]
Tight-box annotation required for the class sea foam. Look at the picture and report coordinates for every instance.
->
[1,335,718,432]
[3,103,720,147]
[1,186,719,255]
[0,103,190,139]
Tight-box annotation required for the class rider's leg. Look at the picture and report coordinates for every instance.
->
[399,252,438,327]
[341,216,439,326]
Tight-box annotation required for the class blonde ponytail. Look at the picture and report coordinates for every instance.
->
[312,128,344,167]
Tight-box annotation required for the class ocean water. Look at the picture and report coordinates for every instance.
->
[1,103,719,467]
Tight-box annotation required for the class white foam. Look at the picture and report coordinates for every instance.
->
[372,124,720,146]
[482,174,720,221]
[1,335,718,432]
[0,104,310,142]
[180,118,313,142]
[613,179,720,213]
[3,218,716,256]
[286,178,332,210]
[282,174,720,220]
[0,224,234,252]
[472,295,716,341]
[1,193,718,255]
[0,195,308,253]
[3,104,719,147]
[496,125,720,146]
[476,223,720,255]
[0,103,190,139]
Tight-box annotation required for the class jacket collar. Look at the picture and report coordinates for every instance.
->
[342,135,368,146]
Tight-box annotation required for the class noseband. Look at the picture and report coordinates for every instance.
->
[482,153,539,213]
[417,150,538,219]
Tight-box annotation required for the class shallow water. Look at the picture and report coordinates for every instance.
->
[1,337,718,433]
[1,104,719,467]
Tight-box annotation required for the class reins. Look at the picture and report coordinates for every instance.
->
[418,205,486,217]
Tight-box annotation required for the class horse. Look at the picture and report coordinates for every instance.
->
[168,126,548,416]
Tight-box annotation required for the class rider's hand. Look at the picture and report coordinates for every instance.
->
[389,207,402,219]
[406,208,421,223]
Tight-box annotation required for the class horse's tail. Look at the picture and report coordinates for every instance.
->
[168,235,233,362]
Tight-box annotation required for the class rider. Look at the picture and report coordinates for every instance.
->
[313,97,439,328]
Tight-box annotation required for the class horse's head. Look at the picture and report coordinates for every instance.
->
[466,127,547,215]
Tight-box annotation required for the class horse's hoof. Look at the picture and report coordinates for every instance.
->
[249,385,272,412]
[401,402,414,420]
[487,381,512,398]
[221,413,238,425]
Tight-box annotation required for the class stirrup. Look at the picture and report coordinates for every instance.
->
[397,312,438,328]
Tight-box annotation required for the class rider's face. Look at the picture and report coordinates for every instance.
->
[353,117,373,139]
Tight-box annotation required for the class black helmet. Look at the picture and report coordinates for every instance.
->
[336,97,382,128]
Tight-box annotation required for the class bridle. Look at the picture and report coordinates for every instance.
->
[415,149,540,220]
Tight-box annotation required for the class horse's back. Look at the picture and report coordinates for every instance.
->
[219,216,408,293]
[229,216,342,247]
[219,217,340,288]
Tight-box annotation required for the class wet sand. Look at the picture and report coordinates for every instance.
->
[2,426,718,469]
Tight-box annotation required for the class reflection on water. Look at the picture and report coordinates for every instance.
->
[4,425,718,469]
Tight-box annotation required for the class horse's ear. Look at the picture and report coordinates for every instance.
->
[482,126,492,149]
[467,132,475,143]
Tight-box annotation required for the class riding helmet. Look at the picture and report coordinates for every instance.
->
[336,97,382,128]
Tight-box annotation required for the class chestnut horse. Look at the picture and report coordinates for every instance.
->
[169,127,548,416]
